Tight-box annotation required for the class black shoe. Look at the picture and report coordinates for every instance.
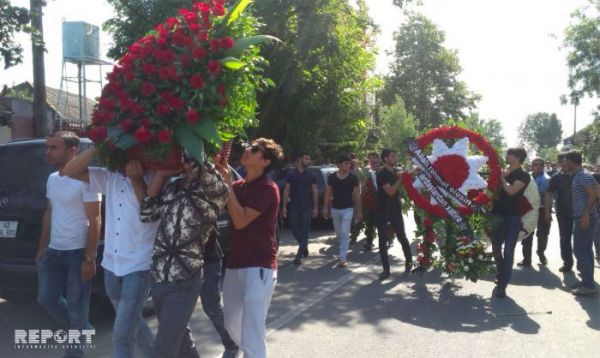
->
[378,270,390,280]
[537,251,547,265]
[494,287,506,298]
[559,266,572,273]
[405,261,413,272]
[293,255,302,265]
[517,260,531,267]
[303,248,309,258]
[364,242,373,250]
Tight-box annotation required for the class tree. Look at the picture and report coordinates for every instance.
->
[518,112,563,154]
[563,0,600,162]
[464,112,506,155]
[252,0,378,160]
[382,13,480,130]
[377,96,417,160]
[0,0,31,69]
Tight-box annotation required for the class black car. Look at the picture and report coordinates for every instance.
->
[0,138,274,302]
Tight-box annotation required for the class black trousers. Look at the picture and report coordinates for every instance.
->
[376,211,412,272]
[556,215,574,269]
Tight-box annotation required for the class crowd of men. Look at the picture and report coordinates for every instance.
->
[34,130,599,358]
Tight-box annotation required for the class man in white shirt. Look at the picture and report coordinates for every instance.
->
[64,147,157,358]
[36,131,101,358]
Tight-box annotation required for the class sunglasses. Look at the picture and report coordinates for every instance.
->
[249,143,266,155]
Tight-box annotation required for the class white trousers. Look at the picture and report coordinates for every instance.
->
[223,267,277,358]
[331,208,354,261]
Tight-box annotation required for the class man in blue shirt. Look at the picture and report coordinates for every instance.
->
[566,151,599,297]
[518,158,551,266]
[282,152,318,265]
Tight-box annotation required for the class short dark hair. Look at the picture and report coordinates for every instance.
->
[336,154,351,164]
[531,158,545,166]
[51,131,80,149]
[381,148,395,161]
[565,150,583,166]
[294,151,310,161]
[252,137,283,173]
[557,153,567,161]
[507,147,527,164]
[368,152,378,158]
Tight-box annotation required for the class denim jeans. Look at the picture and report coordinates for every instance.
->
[492,215,521,290]
[152,277,203,358]
[557,215,574,269]
[288,205,312,254]
[331,208,354,261]
[376,211,412,272]
[104,269,154,358]
[573,215,598,289]
[200,260,238,352]
[593,218,600,257]
[37,248,91,357]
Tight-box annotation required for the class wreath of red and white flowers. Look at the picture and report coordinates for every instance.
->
[401,126,501,218]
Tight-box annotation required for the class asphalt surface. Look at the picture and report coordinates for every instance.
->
[1,213,598,357]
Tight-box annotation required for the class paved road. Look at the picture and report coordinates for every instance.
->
[1,214,598,357]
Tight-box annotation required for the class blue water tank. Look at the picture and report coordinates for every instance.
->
[62,21,100,64]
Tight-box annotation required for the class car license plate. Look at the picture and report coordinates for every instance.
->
[0,221,18,238]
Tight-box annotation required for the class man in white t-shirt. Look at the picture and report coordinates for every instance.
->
[64,147,158,358]
[36,131,102,358]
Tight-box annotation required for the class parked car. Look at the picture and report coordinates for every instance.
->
[0,138,278,303]
[274,165,337,226]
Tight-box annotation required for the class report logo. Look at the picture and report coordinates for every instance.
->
[14,329,95,350]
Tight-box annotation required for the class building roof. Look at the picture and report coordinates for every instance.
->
[1,81,97,122]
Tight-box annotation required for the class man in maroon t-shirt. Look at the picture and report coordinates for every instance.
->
[215,138,283,358]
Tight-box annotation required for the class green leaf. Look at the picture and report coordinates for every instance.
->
[224,35,282,58]
[219,57,245,70]
[190,120,221,144]
[107,125,136,150]
[174,124,204,163]
[223,0,253,26]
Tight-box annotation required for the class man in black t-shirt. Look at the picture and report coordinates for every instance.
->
[545,154,575,272]
[323,154,362,267]
[375,149,413,280]
[491,147,531,299]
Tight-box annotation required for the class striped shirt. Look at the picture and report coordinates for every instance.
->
[572,169,599,218]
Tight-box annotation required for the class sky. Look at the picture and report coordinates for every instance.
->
[0,0,597,146]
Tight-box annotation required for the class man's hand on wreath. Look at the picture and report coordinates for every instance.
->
[125,160,144,180]
[214,154,232,185]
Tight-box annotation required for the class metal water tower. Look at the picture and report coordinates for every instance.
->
[57,20,111,126]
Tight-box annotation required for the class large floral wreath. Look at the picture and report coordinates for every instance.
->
[402,126,500,282]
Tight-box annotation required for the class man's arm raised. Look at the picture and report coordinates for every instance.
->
[63,147,95,183]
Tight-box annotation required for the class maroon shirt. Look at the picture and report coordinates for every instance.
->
[226,175,280,270]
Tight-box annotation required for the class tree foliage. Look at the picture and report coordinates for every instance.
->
[464,113,506,156]
[382,13,480,130]
[518,112,563,153]
[0,0,32,69]
[377,96,417,159]
[252,0,378,160]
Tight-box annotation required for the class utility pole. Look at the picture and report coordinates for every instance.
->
[30,0,48,138]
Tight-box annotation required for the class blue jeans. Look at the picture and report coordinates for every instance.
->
[573,215,598,289]
[557,215,574,269]
[37,248,91,357]
[104,269,154,358]
[200,260,238,352]
[289,205,312,254]
[331,208,354,261]
[152,278,203,358]
[593,218,600,257]
[492,215,521,290]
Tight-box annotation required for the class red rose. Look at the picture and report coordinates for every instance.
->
[157,129,171,143]
[189,23,200,33]
[134,126,152,143]
[165,17,179,29]
[99,97,116,110]
[207,60,222,75]
[158,66,175,80]
[220,36,234,49]
[120,119,134,133]
[132,103,145,117]
[140,118,153,128]
[210,39,220,52]
[189,74,205,89]
[212,3,225,16]
[423,217,433,228]
[125,71,135,81]
[163,50,176,63]
[141,82,156,97]
[194,2,210,14]
[192,47,207,60]
[197,31,209,42]
[180,54,190,66]
[119,97,133,111]
[89,126,107,142]
[168,96,185,111]
[424,233,435,243]
[172,31,186,46]
[473,193,491,205]
[156,102,171,115]
[157,37,168,47]
[186,109,200,124]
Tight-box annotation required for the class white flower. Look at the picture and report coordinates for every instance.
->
[464,265,470,272]
[468,258,474,263]
[478,255,483,260]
